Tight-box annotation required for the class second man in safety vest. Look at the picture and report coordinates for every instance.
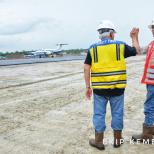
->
[132,20,154,143]
[84,20,140,150]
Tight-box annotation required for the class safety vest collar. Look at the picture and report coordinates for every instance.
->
[88,39,126,51]
[101,38,112,41]
[96,39,125,47]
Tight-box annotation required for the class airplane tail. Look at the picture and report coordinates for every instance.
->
[42,43,68,54]
[56,43,68,51]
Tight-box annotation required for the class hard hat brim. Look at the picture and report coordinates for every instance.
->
[97,28,116,33]
[148,23,154,29]
[148,25,152,29]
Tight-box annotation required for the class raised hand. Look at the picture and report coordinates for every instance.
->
[130,27,139,38]
[130,27,140,54]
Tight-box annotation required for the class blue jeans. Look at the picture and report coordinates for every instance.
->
[144,85,154,126]
[93,93,124,133]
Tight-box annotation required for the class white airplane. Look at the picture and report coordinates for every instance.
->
[26,43,68,58]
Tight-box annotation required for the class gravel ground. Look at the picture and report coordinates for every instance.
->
[0,56,154,154]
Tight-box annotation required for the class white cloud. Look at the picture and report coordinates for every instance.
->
[0,0,153,51]
[0,18,56,35]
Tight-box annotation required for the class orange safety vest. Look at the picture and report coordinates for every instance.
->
[141,41,154,85]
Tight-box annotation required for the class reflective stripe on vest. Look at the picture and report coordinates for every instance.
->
[141,41,154,85]
[146,68,154,79]
[146,73,154,79]
[116,44,120,61]
[91,70,126,77]
[92,80,127,86]
[90,43,126,89]
[93,46,98,63]
[147,68,154,73]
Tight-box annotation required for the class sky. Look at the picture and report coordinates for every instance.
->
[0,0,153,52]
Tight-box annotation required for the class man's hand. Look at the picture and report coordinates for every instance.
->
[130,27,139,38]
[130,27,141,54]
[85,88,92,100]
[84,64,91,100]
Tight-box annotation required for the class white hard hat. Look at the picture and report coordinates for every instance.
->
[148,20,154,29]
[97,20,116,32]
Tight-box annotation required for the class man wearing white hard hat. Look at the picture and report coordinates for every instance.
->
[84,20,140,150]
[132,21,154,143]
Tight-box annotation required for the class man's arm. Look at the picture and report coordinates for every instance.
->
[130,28,141,54]
[84,64,91,88]
[84,64,92,100]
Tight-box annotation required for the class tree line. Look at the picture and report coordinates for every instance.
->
[0,49,87,57]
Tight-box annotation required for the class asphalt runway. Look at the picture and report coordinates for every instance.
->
[0,55,85,66]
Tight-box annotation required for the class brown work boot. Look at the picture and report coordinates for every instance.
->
[132,124,154,144]
[114,130,123,148]
[89,132,105,150]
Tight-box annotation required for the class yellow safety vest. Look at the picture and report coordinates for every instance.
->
[90,43,127,89]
